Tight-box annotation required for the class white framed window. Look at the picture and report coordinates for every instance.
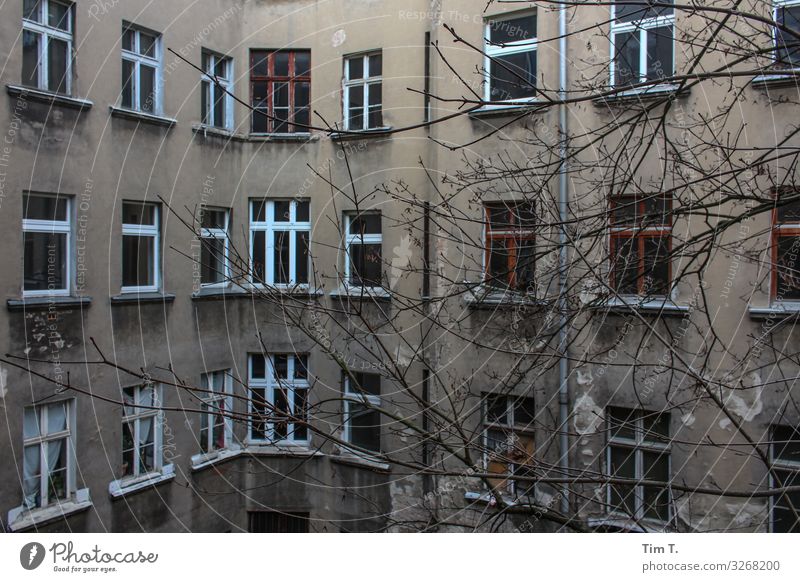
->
[201,50,233,130]
[248,353,309,444]
[483,11,537,103]
[199,206,229,287]
[770,424,800,532]
[343,372,381,453]
[22,0,73,94]
[250,199,310,286]
[121,23,162,114]
[774,0,800,69]
[22,399,75,509]
[22,193,71,297]
[343,51,383,130]
[199,370,233,453]
[344,212,382,288]
[610,2,675,87]
[121,384,163,479]
[482,393,536,498]
[606,407,671,522]
[121,201,160,293]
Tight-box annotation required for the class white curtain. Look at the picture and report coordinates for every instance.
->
[45,403,67,502]
[22,446,40,508]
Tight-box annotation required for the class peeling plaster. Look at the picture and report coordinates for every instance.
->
[0,366,7,400]
[681,412,696,427]
[331,29,346,47]
[725,501,767,528]
[572,393,603,435]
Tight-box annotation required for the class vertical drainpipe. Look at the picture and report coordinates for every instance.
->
[557,1,570,518]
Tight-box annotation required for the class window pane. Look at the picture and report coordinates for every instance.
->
[123,202,156,226]
[777,192,800,222]
[774,425,800,464]
[489,51,536,100]
[214,57,227,79]
[139,64,156,113]
[489,15,537,44]
[48,1,71,31]
[294,354,308,379]
[201,236,225,284]
[485,394,508,424]
[251,354,266,379]
[513,202,537,228]
[46,439,67,503]
[777,236,800,300]
[22,30,40,88]
[776,6,800,69]
[23,444,41,507]
[252,230,266,283]
[642,411,670,442]
[273,354,288,379]
[200,403,210,453]
[23,0,40,21]
[250,388,267,439]
[251,51,269,76]
[213,83,226,128]
[273,387,289,440]
[487,204,512,229]
[292,388,308,441]
[773,468,800,532]
[350,404,380,452]
[24,194,67,221]
[252,108,268,133]
[273,200,290,222]
[122,421,135,476]
[296,200,310,222]
[294,51,311,76]
[348,56,364,80]
[611,236,639,294]
[121,59,134,109]
[616,2,673,23]
[201,80,209,125]
[24,407,41,439]
[368,84,382,128]
[122,235,155,287]
[351,372,380,396]
[295,231,309,284]
[514,240,535,291]
[608,446,636,516]
[642,236,670,296]
[513,396,536,428]
[607,407,637,440]
[139,32,157,58]
[349,213,381,235]
[47,402,68,433]
[274,231,290,284]
[201,208,227,229]
[368,53,382,77]
[488,238,510,286]
[350,243,382,286]
[646,26,673,81]
[295,81,310,108]
[642,451,670,521]
[274,52,289,77]
[252,199,267,222]
[348,85,364,129]
[121,28,135,52]
[614,31,640,86]
[47,37,69,94]
[24,232,66,291]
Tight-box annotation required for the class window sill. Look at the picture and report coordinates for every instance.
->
[593,84,688,106]
[748,303,800,320]
[329,286,392,301]
[109,106,177,128]
[7,295,92,312]
[332,450,390,472]
[598,297,690,316]
[191,123,248,142]
[108,464,175,499]
[242,443,320,458]
[6,84,93,111]
[462,284,544,309]
[468,101,542,118]
[330,126,394,141]
[7,489,92,532]
[110,292,176,305]
[587,515,672,533]
[190,447,243,472]
[247,132,317,143]
[751,70,800,88]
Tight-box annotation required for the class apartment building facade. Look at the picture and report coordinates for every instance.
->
[0,0,799,533]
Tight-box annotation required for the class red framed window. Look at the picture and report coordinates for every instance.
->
[484,201,535,291]
[250,50,310,134]
[772,189,800,301]
[609,195,671,296]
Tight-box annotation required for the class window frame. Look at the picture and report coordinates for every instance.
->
[482,393,536,498]
[609,3,676,88]
[121,201,160,294]
[609,195,672,297]
[342,372,382,454]
[199,206,230,288]
[22,193,71,297]
[201,50,234,130]
[483,201,536,291]
[483,11,538,104]
[343,211,383,289]
[199,370,234,454]
[774,0,800,70]
[771,188,800,301]
[22,399,75,509]
[247,353,311,445]
[605,407,672,523]
[120,23,162,114]
[249,49,311,135]
[120,383,163,480]
[342,51,383,130]
[769,424,800,532]
[22,0,73,94]
[249,199,311,287]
